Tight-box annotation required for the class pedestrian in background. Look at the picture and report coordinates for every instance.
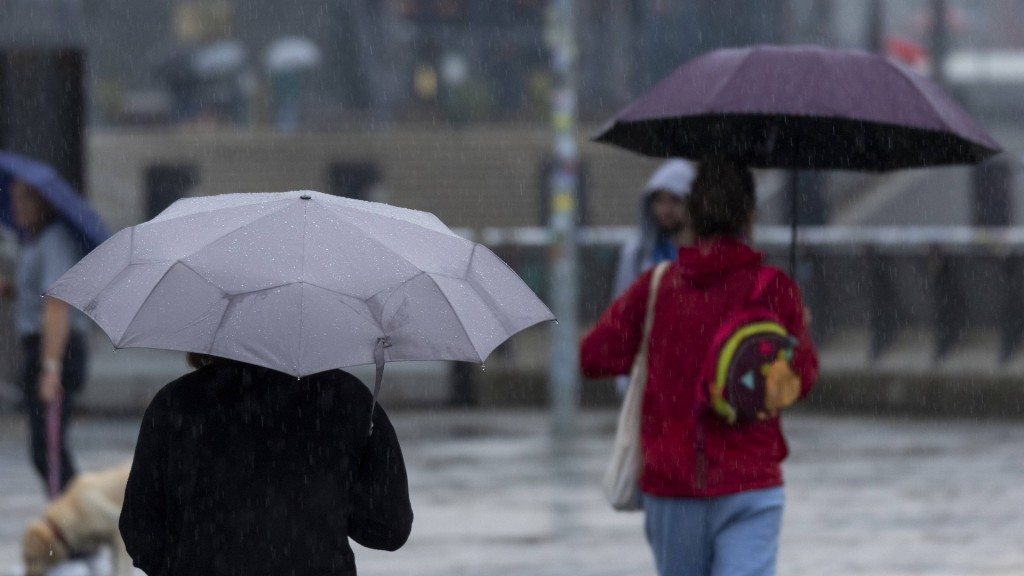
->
[611,158,695,299]
[1,179,90,494]
[581,158,819,576]
[120,354,414,576]
[610,159,695,395]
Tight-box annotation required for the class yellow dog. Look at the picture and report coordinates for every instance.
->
[21,461,135,576]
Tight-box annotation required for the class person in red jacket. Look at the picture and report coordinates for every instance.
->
[581,158,818,576]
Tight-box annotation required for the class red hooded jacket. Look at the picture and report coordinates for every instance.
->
[581,237,818,498]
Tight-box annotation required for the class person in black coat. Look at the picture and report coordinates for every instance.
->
[119,354,413,576]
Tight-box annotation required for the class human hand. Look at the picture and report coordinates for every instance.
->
[38,369,63,404]
[763,359,800,418]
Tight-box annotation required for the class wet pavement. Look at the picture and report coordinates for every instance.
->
[2,409,1024,575]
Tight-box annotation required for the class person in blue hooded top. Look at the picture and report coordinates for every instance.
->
[612,159,696,297]
[609,159,696,395]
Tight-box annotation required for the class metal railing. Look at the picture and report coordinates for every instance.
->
[465,225,1024,365]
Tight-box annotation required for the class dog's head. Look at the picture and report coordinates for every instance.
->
[21,518,70,576]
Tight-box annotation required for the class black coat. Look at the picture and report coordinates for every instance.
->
[119,361,413,576]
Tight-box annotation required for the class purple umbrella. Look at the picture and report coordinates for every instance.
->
[594,44,1001,170]
[594,44,1002,271]
[0,151,109,252]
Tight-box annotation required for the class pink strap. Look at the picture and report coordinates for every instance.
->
[46,396,62,499]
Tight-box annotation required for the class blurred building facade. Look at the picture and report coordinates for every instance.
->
[77,0,1024,129]
[81,0,810,128]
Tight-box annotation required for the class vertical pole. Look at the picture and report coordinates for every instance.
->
[866,0,885,52]
[810,0,834,45]
[930,0,948,86]
[546,0,579,436]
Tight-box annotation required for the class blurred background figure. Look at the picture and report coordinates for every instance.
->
[2,180,90,495]
[191,38,249,125]
[155,44,200,123]
[156,0,250,126]
[613,159,696,298]
[606,161,696,393]
[0,152,107,499]
[263,36,322,133]
[608,159,694,396]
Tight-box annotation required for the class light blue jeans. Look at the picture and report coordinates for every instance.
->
[643,487,785,576]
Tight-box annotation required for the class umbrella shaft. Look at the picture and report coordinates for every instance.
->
[368,336,392,437]
[790,171,799,275]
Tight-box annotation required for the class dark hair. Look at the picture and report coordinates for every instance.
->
[187,352,218,370]
[687,158,756,239]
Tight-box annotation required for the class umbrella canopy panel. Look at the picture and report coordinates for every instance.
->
[49,191,553,377]
[595,45,1001,170]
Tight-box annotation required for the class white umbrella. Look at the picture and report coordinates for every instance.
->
[47,191,554,423]
[192,39,247,78]
[264,36,322,73]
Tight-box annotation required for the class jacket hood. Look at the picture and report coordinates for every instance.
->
[677,236,763,287]
[628,159,696,279]
[642,159,695,201]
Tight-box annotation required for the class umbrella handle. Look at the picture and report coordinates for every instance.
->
[45,395,62,499]
[368,336,392,437]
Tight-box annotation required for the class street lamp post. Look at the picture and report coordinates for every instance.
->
[930,0,949,87]
[545,0,579,436]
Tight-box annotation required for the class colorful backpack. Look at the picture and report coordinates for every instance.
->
[704,268,798,424]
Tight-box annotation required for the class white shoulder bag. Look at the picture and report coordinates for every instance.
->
[603,261,669,511]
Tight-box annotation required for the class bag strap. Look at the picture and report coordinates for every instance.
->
[638,262,670,355]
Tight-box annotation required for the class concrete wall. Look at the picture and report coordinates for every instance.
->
[88,125,666,233]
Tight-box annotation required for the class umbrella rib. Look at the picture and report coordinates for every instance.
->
[116,260,225,347]
[146,196,295,225]
[378,270,485,362]
[697,51,757,118]
[207,295,239,356]
[96,227,153,346]
[429,270,486,361]
[73,228,137,328]
[297,200,308,370]
[198,281,380,359]
[465,244,518,336]
[297,282,380,327]
[632,48,752,122]
[314,207,443,276]
[136,200,297,266]
[885,67,979,141]
[319,198,455,237]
